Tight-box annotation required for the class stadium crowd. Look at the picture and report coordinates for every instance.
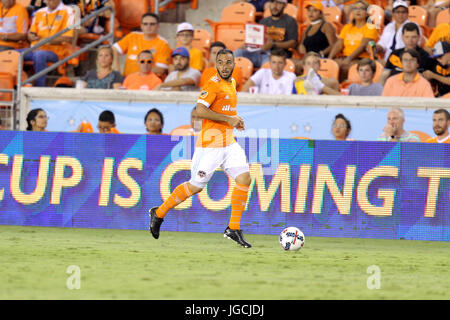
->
[0,0,449,139]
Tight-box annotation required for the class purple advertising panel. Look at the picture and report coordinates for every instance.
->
[0,131,448,241]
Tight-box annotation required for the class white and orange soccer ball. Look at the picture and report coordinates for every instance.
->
[279,227,305,251]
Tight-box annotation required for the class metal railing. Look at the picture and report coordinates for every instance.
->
[15,5,115,130]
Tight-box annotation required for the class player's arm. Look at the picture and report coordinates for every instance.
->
[195,103,243,128]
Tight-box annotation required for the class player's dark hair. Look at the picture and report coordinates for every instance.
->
[99,110,116,125]
[26,108,44,131]
[144,108,164,132]
[216,48,234,60]
[400,48,420,64]
[402,22,420,35]
[334,113,352,136]
[434,109,450,122]
[142,12,159,23]
[210,41,226,51]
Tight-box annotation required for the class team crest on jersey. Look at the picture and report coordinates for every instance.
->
[198,170,206,178]
[200,91,208,99]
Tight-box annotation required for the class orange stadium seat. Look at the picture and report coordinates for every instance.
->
[261,58,296,73]
[191,29,212,60]
[318,58,339,80]
[408,5,431,37]
[16,0,31,6]
[114,0,150,33]
[235,57,254,85]
[323,6,343,26]
[0,50,28,85]
[0,72,14,102]
[220,2,256,23]
[435,9,450,26]
[346,60,383,83]
[410,130,432,142]
[208,23,246,51]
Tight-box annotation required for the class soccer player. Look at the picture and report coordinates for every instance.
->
[149,49,253,248]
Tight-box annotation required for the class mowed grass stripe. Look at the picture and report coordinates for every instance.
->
[0,225,448,300]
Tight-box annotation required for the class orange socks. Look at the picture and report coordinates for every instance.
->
[156,182,193,219]
[229,184,249,230]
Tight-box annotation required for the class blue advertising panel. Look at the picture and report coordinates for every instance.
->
[0,131,448,241]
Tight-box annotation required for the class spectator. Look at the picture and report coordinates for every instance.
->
[144,108,164,135]
[75,110,120,133]
[121,50,162,91]
[77,0,115,38]
[426,108,450,143]
[54,75,72,87]
[348,58,383,96]
[293,52,340,95]
[297,1,336,57]
[382,48,435,97]
[174,22,205,72]
[328,0,379,82]
[113,13,171,78]
[377,107,420,142]
[241,48,296,94]
[0,0,29,51]
[170,107,203,136]
[422,41,450,97]
[24,0,75,87]
[154,47,201,91]
[379,22,431,85]
[332,113,352,141]
[26,108,48,131]
[234,0,298,68]
[79,45,123,89]
[200,41,243,90]
[375,1,411,63]
[423,22,450,55]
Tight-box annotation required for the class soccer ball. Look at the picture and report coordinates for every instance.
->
[279,227,305,251]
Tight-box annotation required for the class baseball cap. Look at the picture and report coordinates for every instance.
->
[176,22,194,34]
[171,46,190,58]
[431,41,450,58]
[306,1,324,11]
[393,0,408,10]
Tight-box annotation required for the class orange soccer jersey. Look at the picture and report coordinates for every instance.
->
[426,135,450,143]
[113,32,171,76]
[29,3,74,58]
[0,2,29,49]
[196,74,238,148]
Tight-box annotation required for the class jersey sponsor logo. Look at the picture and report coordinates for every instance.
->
[222,105,231,111]
[198,170,206,178]
[200,91,208,98]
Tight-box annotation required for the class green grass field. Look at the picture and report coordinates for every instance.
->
[0,225,448,300]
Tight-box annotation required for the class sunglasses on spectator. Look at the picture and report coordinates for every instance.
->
[139,60,153,64]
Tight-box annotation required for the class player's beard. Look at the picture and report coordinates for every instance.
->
[433,126,446,136]
[218,67,234,81]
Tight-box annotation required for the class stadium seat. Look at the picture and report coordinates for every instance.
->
[0,50,28,85]
[323,6,343,33]
[408,5,431,37]
[220,2,256,23]
[191,29,212,60]
[207,23,246,51]
[16,0,31,6]
[410,130,431,142]
[0,72,14,102]
[346,60,383,83]
[367,5,385,32]
[114,0,150,33]
[435,9,450,26]
[317,58,339,80]
[235,57,254,85]
[261,58,296,73]
[264,3,298,20]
